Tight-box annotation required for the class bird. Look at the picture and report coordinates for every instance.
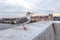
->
[13,12,33,30]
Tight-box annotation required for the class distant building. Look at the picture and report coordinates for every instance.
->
[48,14,53,20]
[0,14,54,23]
[54,16,60,21]
[30,14,53,22]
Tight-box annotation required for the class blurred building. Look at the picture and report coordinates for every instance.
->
[48,14,53,20]
[30,14,53,22]
[0,14,53,24]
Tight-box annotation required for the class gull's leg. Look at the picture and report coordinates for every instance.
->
[23,25,27,30]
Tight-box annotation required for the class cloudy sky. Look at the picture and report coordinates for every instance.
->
[0,0,60,17]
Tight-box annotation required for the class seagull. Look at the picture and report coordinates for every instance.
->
[14,12,33,30]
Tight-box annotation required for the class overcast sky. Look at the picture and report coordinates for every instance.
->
[0,0,60,17]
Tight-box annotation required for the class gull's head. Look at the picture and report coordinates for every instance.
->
[26,12,33,16]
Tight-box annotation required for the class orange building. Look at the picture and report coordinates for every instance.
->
[30,14,53,22]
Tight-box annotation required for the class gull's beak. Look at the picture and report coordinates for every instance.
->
[31,13,33,16]
[30,13,33,15]
[32,13,33,15]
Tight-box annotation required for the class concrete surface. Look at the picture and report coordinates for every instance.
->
[0,21,60,40]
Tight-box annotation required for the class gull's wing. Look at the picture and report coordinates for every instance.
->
[16,17,28,24]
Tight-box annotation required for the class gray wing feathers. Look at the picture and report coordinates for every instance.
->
[17,17,28,24]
